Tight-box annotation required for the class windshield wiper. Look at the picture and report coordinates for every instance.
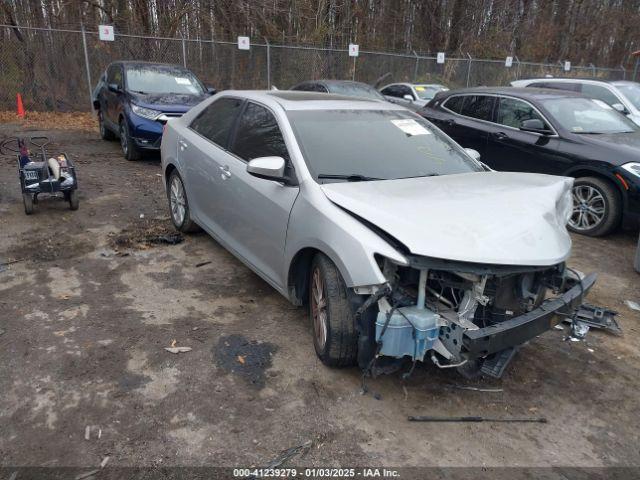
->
[394,173,440,180]
[317,174,383,182]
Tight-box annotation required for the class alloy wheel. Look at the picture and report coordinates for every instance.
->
[569,185,606,231]
[119,122,128,155]
[170,176,186,227]
[311,267,328,350]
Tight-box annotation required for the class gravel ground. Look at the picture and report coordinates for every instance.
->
[1,124,639,476]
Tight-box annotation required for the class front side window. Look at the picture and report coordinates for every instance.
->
[443,95,466,114]
[460,95,495,121]
[381,86,401,98]
[496,97,547,129]
[542,97,636,134]
[614,82,640,110]
[189,97,243,147]
[231,102,289,162]
[288,109,482,183]
[107,65,123,88]
[125,66,205,95]
[581,84,621,107]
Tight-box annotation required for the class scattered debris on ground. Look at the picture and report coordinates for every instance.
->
[568,303,621,335]
[261,440,313,469]
[109,219,183,250]
[625,300,640,312]
[408,415,548,423]
[165,346,192,354]
[449,385,503,393]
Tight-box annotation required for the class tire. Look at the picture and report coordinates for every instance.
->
[119,118,141,161]
[309,253,358,367]
[98,110,116,141]
[67,190,79,210]
[167,170,200,233]
[22,193,34,215]
[568,176,621,237]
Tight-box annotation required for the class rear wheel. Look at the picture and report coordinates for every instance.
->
[98,110,116,141]
[568,177,621,237]
[22,193,34,215]
[66,190,79,210]
[119,118,141,161]
[309,253,358,367]
[168,170,200,233]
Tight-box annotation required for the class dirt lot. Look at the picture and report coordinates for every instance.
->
[1,122,639,474]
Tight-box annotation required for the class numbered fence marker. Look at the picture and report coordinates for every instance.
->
[98,25,114,41]
[505,56,513,68]
[238,36,250,50]
[564,61,571,71]
[349,44,359,57]
[437,52,445,64]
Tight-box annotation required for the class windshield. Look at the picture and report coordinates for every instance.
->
[287,109,483,183]
[125,66,205,95]
[614,82,640,110]
[414,85,447,100]
[327,83,385,101]
[542,97,637,134]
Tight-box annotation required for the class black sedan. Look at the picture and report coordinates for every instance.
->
[421,87,640,236]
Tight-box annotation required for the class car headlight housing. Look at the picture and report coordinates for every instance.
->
[131,104,161,120]
[621,162,640,178]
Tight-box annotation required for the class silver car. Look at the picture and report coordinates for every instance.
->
[161,91,594,378]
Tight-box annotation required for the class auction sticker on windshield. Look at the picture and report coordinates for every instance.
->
[391,118,431,136]
[175,77,192,85]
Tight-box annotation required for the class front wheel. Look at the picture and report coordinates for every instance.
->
[568,177,621,237]
[309,253,358,367]
[119,119,141,161]
[168,170,200,233]
[22,193,34,215]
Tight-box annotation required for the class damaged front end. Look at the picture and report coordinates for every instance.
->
[356,255,596,379]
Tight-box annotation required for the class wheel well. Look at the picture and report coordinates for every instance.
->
[287,248,320,306]
[566,169,623,197]
[165,163,177,189]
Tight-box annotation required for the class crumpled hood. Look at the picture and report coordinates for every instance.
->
[321,172,574,266]
[129,92,207,113]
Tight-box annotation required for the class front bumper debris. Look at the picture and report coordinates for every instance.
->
[462,273,597,357]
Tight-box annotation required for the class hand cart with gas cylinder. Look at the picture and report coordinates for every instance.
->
[0,136,79,215]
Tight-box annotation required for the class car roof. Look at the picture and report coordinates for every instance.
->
[295,79,375,88]
[517,77,616,84]
[441,86,582,101]
[221,90,406,111]
[111,61,189,70]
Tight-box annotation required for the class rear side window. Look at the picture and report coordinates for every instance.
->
[189,97,243,148]
[496,97,548,129]
[459,95,495,121]
[443,95,466,113]
[231,102,289,162]
[581,84,621,106]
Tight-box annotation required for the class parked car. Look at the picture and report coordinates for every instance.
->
[380,82,448,110]
[421,87,640,236]
[512,78,640,126]
[290,80,386,101]
[93,61,215,160]
[161,90,594,379]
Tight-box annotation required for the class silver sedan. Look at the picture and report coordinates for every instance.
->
[161,91,594,378]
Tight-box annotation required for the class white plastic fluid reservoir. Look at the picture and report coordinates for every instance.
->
[375,306,440,361]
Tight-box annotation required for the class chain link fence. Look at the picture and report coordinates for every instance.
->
[0,24,630,112]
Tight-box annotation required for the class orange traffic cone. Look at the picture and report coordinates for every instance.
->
[16,93,25,118]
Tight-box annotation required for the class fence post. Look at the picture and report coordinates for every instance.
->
[352,55,357,81]
[515,55,521,80]
[80,25,94,112]
[413,50,419,82]
[620,64,626,80]
[264,37,271,89]
[589,63,595,76]
[466,53,472,87]
[181,36,187,67]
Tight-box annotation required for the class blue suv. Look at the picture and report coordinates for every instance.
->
[93,61,215,160]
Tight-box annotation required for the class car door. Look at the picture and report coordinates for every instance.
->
[218,101,300,287]
[434,94,494,157]
[484,96,566,174]
[104,65,124,126]
[179,97,244,236]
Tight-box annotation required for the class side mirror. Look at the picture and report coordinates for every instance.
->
[520,118,551,135]
[612,102,628,114]
[108,83,121,93]
[464,148,481,161]
[207,87,217,95]
[247,156,287,182]
[403,94,414,102]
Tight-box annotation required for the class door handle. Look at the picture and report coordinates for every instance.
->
[219,165,231,179]
[492,131,508,140]
[444,119,456,126]
[178,140,188,151]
